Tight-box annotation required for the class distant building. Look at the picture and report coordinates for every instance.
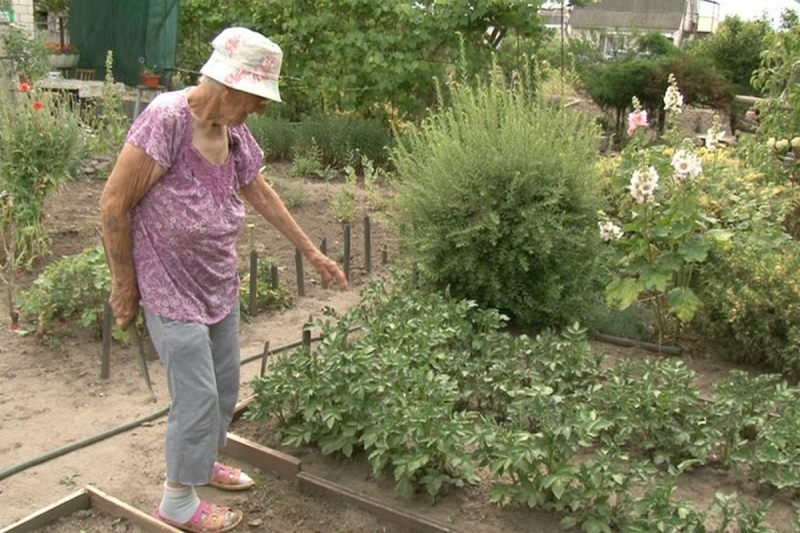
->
[2,0,36,31]
[567,0,720,57]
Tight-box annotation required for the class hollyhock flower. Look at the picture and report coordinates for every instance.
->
[705,128,726,151]
[32,100,44,111]
[627,109,649,136]
[671,150,702,183]
[663,74,684,115]
[598,220,623,242]
[630,166,659,204]
[17,81,31,92]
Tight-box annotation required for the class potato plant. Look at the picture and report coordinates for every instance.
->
[248,272,800,531]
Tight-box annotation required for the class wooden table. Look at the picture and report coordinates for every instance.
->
[37,79,125,99]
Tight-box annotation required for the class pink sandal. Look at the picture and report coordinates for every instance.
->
[153,500,242,532]
[209,461,254,491]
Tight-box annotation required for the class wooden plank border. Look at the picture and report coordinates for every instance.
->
[225,399,465,533]
[221,433,302,479]
[0,490,89,533]
[85,485,180,532]
[1,485,181,533]
[297,471,463,533]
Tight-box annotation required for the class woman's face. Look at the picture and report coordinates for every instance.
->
[221,89,267,125]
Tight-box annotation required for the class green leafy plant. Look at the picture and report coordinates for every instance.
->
[15,246,110,336]
[238,257,293,322]
[0,79,90,321]
[290,139,336,180]
[330,164,358,224]
[602,78,734,343]
[83,50,130,162]
[245,271,797,530]
[391,67,605,330]
[0,25,49,82]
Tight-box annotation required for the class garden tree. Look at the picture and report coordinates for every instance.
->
[178,0,551,120]
[176,0,261,75]
[685,15,772,96]
[582,50,734,139]
[753,12,800,136]
[34,0,70,50]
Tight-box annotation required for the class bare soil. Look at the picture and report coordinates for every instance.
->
[0,146,795,532]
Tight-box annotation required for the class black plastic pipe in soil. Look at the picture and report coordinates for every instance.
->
[0,335,322,483]
[591,331,683,356]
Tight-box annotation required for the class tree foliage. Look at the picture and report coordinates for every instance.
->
[582,51,734,138]
[177,0,550,120]
[686,15,772,96]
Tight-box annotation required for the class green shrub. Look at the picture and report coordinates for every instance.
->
[16,246,110,336]
[239,257,294,322]
[294,116,392,169]
[246,115,295,161]
[289,139,337,180]
[391,73,605,330]
[697,240,800,377]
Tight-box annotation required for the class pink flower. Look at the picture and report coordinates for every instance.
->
[17,81,31,93]
[32,100,44,111]
[627,110,649,136]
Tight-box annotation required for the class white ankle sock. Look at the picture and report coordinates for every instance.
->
[159,482,200,523]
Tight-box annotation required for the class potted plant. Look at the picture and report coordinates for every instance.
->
[34,0,77,68]
[44,40,78,69]
[138,57,159,88]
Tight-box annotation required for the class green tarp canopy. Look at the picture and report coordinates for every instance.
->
[69,0,178,86]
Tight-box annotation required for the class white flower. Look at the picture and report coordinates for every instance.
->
[776,139,790,152]
[705,128,726,151]
[598,220,623,242]
[671,149,702,183]
[630,166,659,204]
[663,74,684,116]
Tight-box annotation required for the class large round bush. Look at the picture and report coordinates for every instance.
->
[390,75,605,329]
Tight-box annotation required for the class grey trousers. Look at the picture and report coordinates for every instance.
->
[145,305,240,486]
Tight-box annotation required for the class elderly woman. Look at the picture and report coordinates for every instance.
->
[100,28,347,532]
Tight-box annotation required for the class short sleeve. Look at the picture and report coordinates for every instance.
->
[126,92,187,170]
[230,124,264,189]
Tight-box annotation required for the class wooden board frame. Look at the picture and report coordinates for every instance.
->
[2,397,463,533]
[225,397,464,533]
[1,485,180,533]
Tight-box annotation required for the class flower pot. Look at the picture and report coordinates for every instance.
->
[139,73,160,88]
[47,53,79,69]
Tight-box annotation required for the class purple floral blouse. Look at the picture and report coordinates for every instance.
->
[126,90,263,324]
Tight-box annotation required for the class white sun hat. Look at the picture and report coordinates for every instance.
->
[200,27,283,102]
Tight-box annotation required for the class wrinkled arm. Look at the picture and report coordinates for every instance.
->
[240,174,348,291]
[99,143,165,327]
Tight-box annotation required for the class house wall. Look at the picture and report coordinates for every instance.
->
[9,0,35,31]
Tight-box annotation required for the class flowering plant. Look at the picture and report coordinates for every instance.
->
[0,79,90,322]
[44,41,76,55]
[600,74,733,343]
[138,56,157,75]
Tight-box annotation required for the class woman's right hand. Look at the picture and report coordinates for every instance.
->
[109,279,140,328]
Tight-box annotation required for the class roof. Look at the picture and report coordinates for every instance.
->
[570,0,686,32]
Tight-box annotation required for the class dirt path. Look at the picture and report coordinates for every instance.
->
[0,168,404,531]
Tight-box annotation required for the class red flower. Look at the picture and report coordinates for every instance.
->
[17,81,31,92]
[33,100,44,111]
